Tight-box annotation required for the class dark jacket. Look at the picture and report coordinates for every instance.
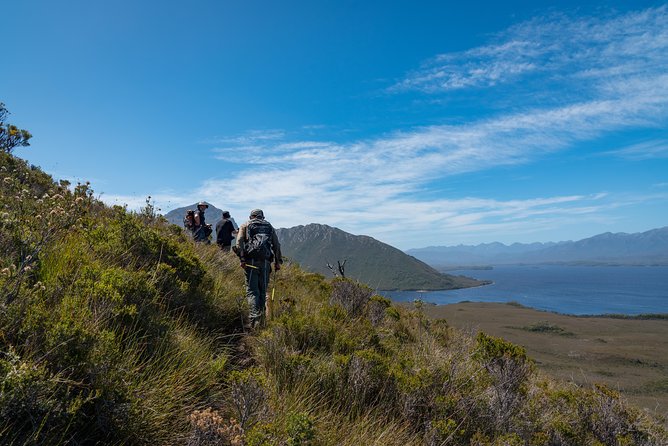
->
[216,219,235,246]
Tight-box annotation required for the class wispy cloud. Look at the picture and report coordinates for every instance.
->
[207,129,286,147]
[101,192,193,213]
[392,6,668,95]
[392,40,541,93]
[607,140,668,160]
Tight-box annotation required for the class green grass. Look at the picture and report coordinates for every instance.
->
[512,321,576,337]
[641,379,668,394]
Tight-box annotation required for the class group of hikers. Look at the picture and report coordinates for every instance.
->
[184,202,282,329]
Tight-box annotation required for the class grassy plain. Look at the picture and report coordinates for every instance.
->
[417,302,668,420]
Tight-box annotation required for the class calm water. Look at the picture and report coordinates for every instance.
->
[384,265,668,315]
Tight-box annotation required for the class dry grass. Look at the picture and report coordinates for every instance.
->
[417,301,668,421]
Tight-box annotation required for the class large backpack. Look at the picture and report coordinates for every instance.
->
[183,210,195,231]
[245,220,274,260]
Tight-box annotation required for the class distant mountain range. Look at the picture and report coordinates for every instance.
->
[406,226,668,268]
[276,224,486,291]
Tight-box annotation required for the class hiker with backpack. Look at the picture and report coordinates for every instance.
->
[183,210,196,235]
[215,210,238,252]
[193,202,213,243]
[235,209,282,329]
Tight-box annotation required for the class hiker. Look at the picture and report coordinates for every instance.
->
[183,210,196,234]
[215,210,238,252]
[193,202,212,243]
[235,209,282,329]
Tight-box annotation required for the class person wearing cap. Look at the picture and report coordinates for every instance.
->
[215,210,238,252]
[235,209,282,328]
[193,201,210,243]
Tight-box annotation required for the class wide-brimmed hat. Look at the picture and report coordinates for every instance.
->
[249,209,264,219]
[197,201,208,208]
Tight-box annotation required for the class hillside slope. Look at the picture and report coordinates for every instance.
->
[1,151,666,445]
[277,223,484,290]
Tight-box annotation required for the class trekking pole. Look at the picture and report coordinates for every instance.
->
[263,261,271,322]
[270,265,279,319]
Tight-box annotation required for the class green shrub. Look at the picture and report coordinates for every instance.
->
[286,411,317,446]
[368,294,391,326]
[246,421,282,446]
[227,368,267,429]
[280,312,337,353]
[385,305,401,321]
[518,321,575,336]
[346,348,395,411]
[330,278,372,318]
[474,332,533,432]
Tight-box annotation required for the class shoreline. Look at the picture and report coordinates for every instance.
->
[394,298,668,320]
[439,262,668,269]
[380,280,494,293]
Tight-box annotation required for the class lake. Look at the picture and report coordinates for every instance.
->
[383,265,668,315]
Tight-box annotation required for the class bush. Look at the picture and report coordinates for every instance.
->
[330,278,372,318]
[368,294,391,326]
[286,411,317,446]
[227,368,268,429]
[187,410,244,446]
[474,332,533,432]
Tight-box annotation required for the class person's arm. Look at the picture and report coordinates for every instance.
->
[236,223,247,267]
[271,227,283,267]
[194,212,201,226]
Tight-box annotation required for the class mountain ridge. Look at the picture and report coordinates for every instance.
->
[276,223,485,291]
[407,226,668,267]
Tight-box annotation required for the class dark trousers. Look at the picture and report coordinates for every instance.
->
[244,259,270,326]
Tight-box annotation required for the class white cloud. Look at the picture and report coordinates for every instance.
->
[197,102,667,246]
[101,193,193,213]
[207,129,286,146]
[168,6,668,248]
[392,6,668,95]
[607,140,668,160]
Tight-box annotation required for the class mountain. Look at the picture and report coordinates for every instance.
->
[522,227,668,264]
[276,223,486,290]
[407,227,668,267]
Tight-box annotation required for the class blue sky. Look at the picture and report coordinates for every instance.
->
[2,1,668,249]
